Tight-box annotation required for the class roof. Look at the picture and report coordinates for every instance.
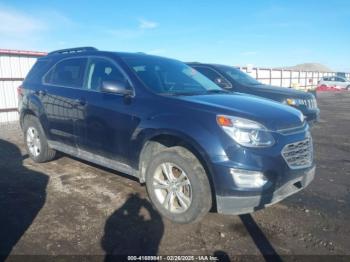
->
[187,62,239,69]
[44,47,160,60]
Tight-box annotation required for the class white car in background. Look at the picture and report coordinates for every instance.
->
[318,76,350,90]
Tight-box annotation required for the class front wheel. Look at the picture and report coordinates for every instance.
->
[145,146,212,224]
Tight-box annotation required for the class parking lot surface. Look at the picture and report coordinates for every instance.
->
[0,92,349,260]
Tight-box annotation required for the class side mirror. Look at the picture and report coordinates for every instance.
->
[215,78,232,89]
[101,80,133,96]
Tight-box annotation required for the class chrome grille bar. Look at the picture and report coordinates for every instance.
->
[282,137,313,169]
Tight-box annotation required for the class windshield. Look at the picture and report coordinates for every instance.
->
[218,65,261,86]
[122,56,224,95]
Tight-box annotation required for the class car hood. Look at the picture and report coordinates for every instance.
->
[177,93,305,131]
[248,84,314,100]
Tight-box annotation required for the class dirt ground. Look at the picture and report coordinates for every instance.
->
[0,92,349,261]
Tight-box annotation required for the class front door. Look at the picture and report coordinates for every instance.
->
[75,57,138,165]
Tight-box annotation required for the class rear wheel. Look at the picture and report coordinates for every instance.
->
[145,146,212,223]
[23,115,56,163]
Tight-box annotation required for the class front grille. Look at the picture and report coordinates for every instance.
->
[299,98,317,109]
[282,137,313,169]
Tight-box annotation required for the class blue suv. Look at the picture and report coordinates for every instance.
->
[18,47,315,223]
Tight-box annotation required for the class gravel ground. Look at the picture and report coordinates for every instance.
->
[0,92,349,261]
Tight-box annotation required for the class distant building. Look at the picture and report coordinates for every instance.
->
[0,49,46,124]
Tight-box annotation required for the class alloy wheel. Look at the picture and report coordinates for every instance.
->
[26,127,41,157]
[152,162,192,213]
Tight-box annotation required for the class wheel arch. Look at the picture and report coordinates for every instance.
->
[20,95,49,138]
[138,132,217,210]
[20,108,37,129]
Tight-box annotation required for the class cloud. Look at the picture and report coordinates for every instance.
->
[42,10,76,27]
[138,18,158,29]
[0,5,77,50]
[105,18,159,39]
[0,6,46,36]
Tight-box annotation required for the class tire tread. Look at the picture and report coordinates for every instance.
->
[145,146,212,224]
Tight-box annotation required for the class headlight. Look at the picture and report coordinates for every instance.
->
[284,98,298,106]
[217,115,275,147]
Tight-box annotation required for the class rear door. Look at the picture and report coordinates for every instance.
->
[328,76,337,88]
[42,57,88,148]
[335,77,347,88]
[320,77,329,85]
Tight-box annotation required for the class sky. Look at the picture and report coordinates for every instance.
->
[0,0,349,71]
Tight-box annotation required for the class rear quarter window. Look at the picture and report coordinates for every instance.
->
[24,60,51,83]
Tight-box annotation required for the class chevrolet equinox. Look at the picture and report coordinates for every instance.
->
[18,47,315,223]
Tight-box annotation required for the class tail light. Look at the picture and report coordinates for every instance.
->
[17,85,24,97]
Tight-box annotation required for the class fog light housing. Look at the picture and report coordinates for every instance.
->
[230,168,268,188]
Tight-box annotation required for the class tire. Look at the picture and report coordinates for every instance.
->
[145,146,212,224]
[23,115,56,163]
[347,85,350,91]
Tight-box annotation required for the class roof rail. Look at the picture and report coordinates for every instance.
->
[48,47,98,55]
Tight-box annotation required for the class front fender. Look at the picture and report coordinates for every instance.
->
[130,113,227,175]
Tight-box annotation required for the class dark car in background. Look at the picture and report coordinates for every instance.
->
[188,63,320,125]
[18,47,315,223]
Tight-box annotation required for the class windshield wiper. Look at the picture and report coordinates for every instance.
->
[205,90,230,94]
[160,91,204,96]
[160,90,229,96]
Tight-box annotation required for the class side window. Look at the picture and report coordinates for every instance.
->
[194,66,232,89]
[86,57,127,91]
[336,77,344,82]
[45,58,87,88]
[194,66,222,82]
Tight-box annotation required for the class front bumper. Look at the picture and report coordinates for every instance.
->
[304,109,320,126]
[216,165,315,214]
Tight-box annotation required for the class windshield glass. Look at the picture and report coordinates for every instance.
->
[218,65,261,86]
[122,56,223,95]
